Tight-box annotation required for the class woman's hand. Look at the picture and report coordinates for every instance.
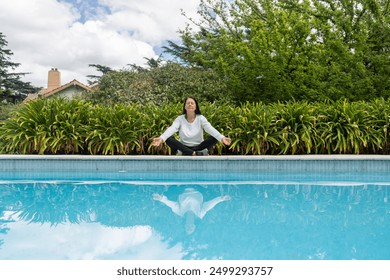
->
[152,193,165,201]
[152,137,163,147]
[222,137,231,146]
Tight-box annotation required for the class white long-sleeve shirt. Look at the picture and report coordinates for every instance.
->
[160,114,224,147]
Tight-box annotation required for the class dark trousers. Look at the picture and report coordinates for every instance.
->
[165,136,218,155]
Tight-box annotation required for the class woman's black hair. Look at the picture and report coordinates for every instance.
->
[182,96,202,115]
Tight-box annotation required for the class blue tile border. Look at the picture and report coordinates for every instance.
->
[1,155,390,174]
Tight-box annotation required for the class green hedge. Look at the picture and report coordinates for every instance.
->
[1,98,390,155]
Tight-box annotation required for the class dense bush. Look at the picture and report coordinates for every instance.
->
[1,98,390,155]
[85,63,232,105]
[0,103,22,121]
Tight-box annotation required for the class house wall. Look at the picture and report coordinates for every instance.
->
[48,86,84,100]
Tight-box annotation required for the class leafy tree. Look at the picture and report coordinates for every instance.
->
[164,0,390,103]
[86,64,113,85]
[0,32,38,103]
[127,56,164,72]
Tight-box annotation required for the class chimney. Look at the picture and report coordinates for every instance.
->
[47,68,61,91]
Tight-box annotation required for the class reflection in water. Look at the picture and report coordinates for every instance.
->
[0,182,389,259]
[0,213,183,260]
[153,188,231,234]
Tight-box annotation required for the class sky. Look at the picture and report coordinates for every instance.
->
[0,0,201,88]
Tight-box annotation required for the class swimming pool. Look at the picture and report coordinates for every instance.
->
[0,155,389,260]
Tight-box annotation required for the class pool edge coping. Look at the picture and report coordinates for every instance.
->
[1,154,390,160]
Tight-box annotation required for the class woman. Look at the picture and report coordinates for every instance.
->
[152,97,231,155]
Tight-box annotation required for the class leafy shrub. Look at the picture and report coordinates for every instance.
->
[1,98,390,155]
[0,98,90,154]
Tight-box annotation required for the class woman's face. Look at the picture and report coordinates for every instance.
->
[185,98,196,114]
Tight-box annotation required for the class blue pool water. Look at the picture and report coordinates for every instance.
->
[0,171,389,260]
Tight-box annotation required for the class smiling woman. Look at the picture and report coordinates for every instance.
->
[152,97,232,155]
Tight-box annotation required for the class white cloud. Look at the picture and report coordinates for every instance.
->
[0,0,200,87]
[101,0,200,45]
[0,217,184,259]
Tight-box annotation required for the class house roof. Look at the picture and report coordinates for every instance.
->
[42,79,91,98]
[24,79,92,103]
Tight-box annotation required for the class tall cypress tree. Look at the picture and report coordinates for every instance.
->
[0,32,38,103]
